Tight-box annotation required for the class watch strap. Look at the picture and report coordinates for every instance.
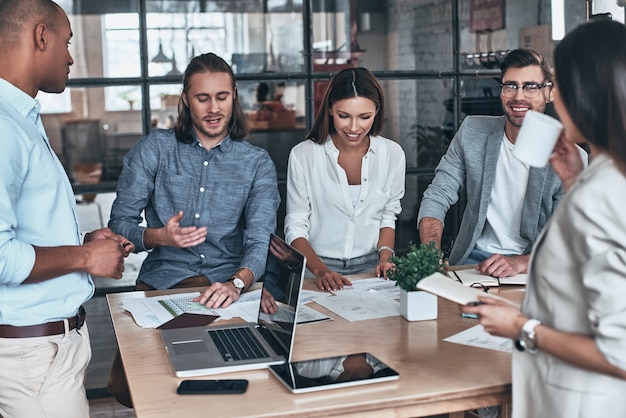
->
[516,318,541,353]
[227,277,245,294]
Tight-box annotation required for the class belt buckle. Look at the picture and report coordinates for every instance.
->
[75,305,86,331]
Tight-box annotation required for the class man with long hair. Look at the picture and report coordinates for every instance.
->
[110,52,279,307]
[108,53,280,407]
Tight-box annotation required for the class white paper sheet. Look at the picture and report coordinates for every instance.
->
[313,289,400,322]
[342,277,401,300]
[444,324,513,352]
[122,289,331,328]
[299,289,329,304]
[121,291,259,328]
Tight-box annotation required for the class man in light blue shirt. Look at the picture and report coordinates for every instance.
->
[0,1,133,417]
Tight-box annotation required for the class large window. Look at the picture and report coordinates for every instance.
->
[39,0,612,247]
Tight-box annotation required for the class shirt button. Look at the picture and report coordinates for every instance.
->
[203,161,208,166]
[194,213,200,219]
[363,178,367,182]
[200,187,205,192]
[200,254,205,259]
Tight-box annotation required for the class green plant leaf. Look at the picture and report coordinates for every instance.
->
[386,241,446,292]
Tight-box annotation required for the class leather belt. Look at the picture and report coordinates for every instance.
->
[0,306,86,338]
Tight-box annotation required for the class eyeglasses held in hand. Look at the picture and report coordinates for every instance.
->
[499,82,553,98]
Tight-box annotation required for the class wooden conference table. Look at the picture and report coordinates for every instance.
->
[107,275,523,418]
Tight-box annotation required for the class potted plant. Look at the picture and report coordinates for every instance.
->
[387,241,446,321]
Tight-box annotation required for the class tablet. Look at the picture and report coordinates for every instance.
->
[268,352,399,394]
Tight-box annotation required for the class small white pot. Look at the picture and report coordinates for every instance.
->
[399,289,438,321]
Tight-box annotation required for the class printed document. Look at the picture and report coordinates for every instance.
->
[444,324,513,353]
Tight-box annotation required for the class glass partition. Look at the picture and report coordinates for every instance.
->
[35,0,599,203]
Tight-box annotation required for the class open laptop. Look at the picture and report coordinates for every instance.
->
[160,233,306,377]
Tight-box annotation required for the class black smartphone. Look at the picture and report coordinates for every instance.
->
[176,379,248,395]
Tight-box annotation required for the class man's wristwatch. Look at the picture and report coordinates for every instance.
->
[515,318,541,354]
[228,277,245,294]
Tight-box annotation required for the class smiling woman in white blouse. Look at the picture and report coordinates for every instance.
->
[284,67,406,291]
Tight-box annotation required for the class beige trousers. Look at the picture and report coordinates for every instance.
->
[0,323,91,418]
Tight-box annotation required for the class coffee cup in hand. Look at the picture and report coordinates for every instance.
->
[513,110,563,167]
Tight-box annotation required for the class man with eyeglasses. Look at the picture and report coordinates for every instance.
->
[417,49,587,281]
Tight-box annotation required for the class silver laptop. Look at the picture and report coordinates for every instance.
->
[160,234,306,377]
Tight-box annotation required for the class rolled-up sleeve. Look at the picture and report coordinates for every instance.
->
[0,121,38,286]
[583,244,626,370]
[583,248,626,370]
[566,168,626,371]
[0,181,36,286]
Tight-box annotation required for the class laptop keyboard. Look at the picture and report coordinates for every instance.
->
[208,327,269,362]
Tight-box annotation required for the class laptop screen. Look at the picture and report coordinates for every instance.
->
[257,234,306,359]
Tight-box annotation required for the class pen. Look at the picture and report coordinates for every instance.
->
[466,301,483,306]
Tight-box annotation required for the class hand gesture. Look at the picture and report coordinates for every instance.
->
[160,211,208,248]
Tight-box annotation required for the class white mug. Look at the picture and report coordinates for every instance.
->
[513,110,563,167]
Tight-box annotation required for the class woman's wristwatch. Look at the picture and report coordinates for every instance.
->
[515,318,541,354]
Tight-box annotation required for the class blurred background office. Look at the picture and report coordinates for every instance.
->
[36,0,624,410]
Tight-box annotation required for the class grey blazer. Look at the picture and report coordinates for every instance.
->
[417,115,572,265]
[513,154,626,417]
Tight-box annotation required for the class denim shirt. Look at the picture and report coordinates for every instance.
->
[109,128,280,289]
